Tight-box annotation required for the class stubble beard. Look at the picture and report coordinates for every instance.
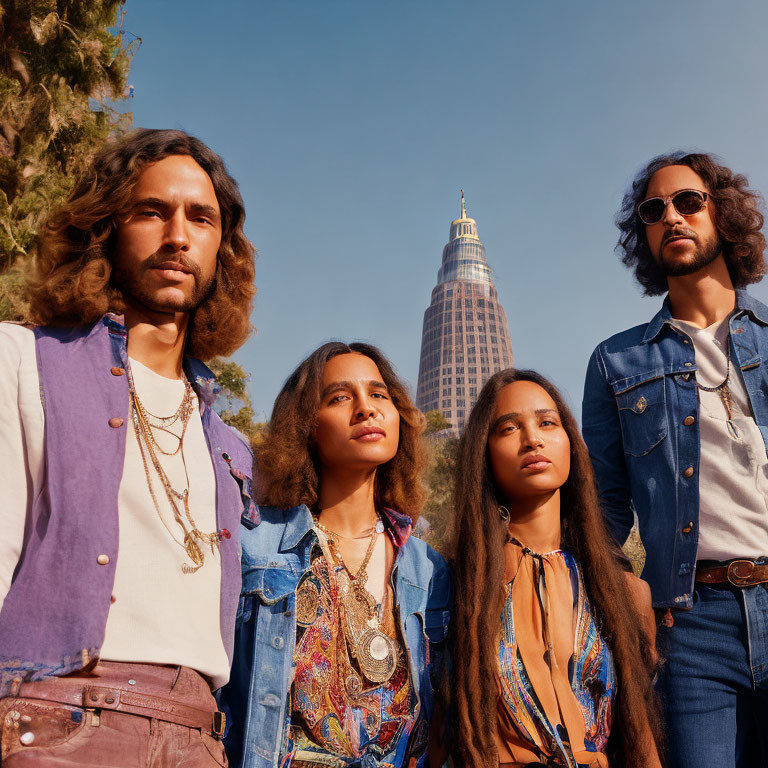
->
[658,233,722,278]
[112,254,217,315]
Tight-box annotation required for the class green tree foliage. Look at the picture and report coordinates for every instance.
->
[208,358,265,452]
[418,434,459,556]
[424,409,452,434]
[0,0,137,320]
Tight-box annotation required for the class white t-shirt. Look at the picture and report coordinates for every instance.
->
[0,323,229,688]
[672,315,768,561]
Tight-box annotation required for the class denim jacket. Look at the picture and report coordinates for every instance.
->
[221,505,451,768]
[582,290,768,608]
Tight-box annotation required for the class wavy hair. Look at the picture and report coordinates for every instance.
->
[256,342,427,519]
[28,128,256,360]
[448,369,663,768]
[616,151,765,296]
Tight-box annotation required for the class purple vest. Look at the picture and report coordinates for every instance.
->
[0,316,255,696]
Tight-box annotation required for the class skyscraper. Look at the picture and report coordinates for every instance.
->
[416,192,514,433]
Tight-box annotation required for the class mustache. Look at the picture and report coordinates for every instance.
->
[662,227,698,247]
[143,252,202,281]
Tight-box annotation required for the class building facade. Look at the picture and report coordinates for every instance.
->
[416,192,514,433]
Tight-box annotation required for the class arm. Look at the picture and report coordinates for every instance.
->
[0,325,35,611]
[582,345,635,548]
[583,346,658,667]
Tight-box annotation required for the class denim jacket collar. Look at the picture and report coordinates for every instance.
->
[103,314,222,409]
[641,289,768,345]
[278,504,414,553]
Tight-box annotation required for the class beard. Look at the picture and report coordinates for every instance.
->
[657,228,722,278]
[111,252,216,313]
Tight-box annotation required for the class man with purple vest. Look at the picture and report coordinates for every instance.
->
[0,129,257,766]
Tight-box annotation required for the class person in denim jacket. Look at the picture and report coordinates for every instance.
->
[583,152,768,767]
[222,342,451,768]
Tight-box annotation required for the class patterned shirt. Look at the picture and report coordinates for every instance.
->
[280,511,415,767]
[496,545,615,768]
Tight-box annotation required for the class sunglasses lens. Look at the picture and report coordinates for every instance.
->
[673,190,706,216]
[638,199,665,224]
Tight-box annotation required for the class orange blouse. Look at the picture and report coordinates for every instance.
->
[495,541,615,768]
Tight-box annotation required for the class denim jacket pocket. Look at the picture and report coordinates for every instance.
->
[613,375,668,457]
[423,608,450,644]
[242,556,301,605]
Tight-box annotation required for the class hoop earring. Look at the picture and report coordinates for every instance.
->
[498,505,510,522]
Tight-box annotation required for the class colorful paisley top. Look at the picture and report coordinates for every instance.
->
[495,541,615,768]
[281,511,415,767]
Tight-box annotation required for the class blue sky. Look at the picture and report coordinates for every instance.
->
[123,0,768,421]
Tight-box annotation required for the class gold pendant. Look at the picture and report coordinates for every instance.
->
[184,533,205,566]
[356,628,397,683]
[344,671,363,699]
[343,583,377,642]
[296,580,321,626]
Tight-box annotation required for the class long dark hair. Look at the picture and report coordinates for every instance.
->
[449,369,662,767]
[616,151,765,296]
[29,128,256,360]
[256,341,427,520]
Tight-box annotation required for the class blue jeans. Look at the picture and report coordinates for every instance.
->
[657,582,768,767]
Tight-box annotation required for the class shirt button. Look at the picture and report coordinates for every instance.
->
[108,417,124,428]
[682,522,694,534]
[684,416,695,426]
[110,367,125,376]
[683,466,694,478]
[97,554,110,565]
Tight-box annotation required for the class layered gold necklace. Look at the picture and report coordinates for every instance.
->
[310,513,398,684]
[127,362,223,571]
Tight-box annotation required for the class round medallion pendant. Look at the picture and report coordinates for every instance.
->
[344,672,363,699]
[296,581,321,626]
[357,628,397,683]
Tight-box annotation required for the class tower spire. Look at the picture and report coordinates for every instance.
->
[461,189,466,219]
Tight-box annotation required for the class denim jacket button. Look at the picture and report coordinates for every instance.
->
[261,693,281,708]
[682,522,694,534]
[272,636,284,650]
[684,416,695,426]
[683,466,694,478]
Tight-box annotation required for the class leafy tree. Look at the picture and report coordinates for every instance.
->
[417,434,459,556]
[424,409,452,434]
[0,0,138,320]
[208,358,265,452]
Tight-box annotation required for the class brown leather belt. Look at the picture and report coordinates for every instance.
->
[695,559,768,587]
[14,679,226,738]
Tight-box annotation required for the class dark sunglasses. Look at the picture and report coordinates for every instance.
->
[637,189,709,225]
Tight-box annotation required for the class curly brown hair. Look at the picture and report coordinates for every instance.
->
[448,369,663,768]
[256,341,427,520]
[617,151,766,296]
[28,128,256,360]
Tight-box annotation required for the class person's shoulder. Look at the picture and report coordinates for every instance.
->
[0,322,36,364]
[401,535,451,585]
[0,321,35,343]
[591,322,652,356]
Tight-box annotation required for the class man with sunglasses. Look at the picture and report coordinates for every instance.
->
[582,152,768,767]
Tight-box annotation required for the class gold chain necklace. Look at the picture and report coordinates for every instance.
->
[312,512,398,684]
[127,362,223,570]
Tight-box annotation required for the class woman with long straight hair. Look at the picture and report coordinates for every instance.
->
[222,342,450,768]
[448,369,662,768]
